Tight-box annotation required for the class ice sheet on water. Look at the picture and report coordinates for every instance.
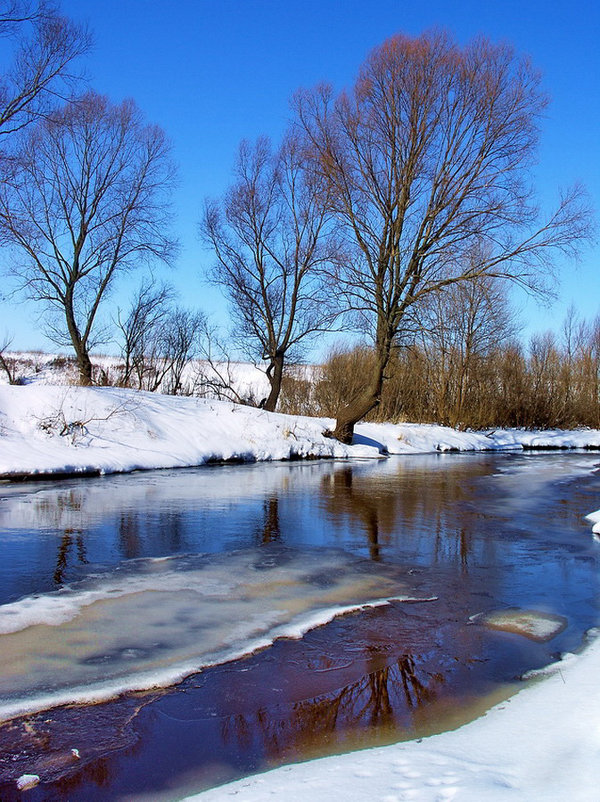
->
[472,608,567,642]
[585,509,600,537]
[0,546,433,722]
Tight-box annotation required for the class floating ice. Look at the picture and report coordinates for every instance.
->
[473,608,567,642]
[16,774,40,790]
[0,547,434,722]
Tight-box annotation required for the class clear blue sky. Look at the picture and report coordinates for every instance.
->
[3,0,599,354]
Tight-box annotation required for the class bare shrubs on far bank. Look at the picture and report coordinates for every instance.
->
[278,315,600,431]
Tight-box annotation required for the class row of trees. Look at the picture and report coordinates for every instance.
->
[0,6,594,436]
[202,31,592,438]
[278,299,600,431]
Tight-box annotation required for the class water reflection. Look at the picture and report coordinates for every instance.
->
[2,454,595,594]
[53,530,87,585]
[223,654,443,761]
[318,460,497,571]
[257,497,281,544]
[322,467,383,561]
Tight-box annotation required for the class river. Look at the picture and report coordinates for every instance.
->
[0,452,598,799]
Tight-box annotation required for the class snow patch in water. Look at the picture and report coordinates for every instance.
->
[585,508,600,537]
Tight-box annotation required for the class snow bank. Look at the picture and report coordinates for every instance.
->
[1,385,600,479]
[0,385,354,478]
[188,631,600,802]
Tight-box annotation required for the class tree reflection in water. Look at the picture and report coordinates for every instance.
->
[257,497,281,544]
[53,530,87,586]
[319,462,496,571]
[222,653,444,762]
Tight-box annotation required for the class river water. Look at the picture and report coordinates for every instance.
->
[0,452,598,799]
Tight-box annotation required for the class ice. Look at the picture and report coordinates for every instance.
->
[0,547,433,722]
[473,608,568,642]
[585,508,600,536]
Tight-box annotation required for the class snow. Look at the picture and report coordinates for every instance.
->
[16,774,40,791]
[0,385,352,478]
[1,384,599,479]
[0,350,273,397]
[1,382,600,799]
[585,509,600,536]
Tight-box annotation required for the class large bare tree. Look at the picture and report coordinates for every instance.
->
[295,31,591,442]
[202,133,339,411]
[0,91,177,384]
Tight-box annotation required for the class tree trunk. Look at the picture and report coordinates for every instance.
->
[65,291,93,386]
[76,349,93,386]
[332,348,389,444]
[263,352,284,412]
[0,353,17,385]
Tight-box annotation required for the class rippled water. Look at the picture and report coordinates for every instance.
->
[0,453,598,799]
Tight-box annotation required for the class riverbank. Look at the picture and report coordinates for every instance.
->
[1,384,600,480]
[188,630,600,802]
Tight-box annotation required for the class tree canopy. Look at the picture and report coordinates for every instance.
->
[295,30,591,441]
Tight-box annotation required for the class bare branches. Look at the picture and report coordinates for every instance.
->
[0,3,91,143]
[0,332,19,383]
[192,318,252,405]
[115,278,174,388]
[201,131,340,411]
[116,280,204,396]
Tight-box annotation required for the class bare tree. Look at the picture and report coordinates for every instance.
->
[0,2,90,331]
[191,318,255,404]
[0,1,90,146]
[159,306,205,395]
[295,30,592,442]
[417,269,520,426]
[0,332,18,383]
[116,278,174,388]
[202,133,339,412]
[0,91,177,384]
[116,282,204,395]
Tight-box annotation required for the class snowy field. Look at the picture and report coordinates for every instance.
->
[1,379,599,800]
[1,383,600,480]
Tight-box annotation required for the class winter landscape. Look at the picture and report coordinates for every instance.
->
[1,366,600,800]
[1,0,599,800]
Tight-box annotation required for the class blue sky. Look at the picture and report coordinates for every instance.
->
[2,0,599,354]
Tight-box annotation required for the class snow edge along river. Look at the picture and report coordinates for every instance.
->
[1,385,600,480]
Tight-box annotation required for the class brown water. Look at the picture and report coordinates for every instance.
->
[0,452,598,800]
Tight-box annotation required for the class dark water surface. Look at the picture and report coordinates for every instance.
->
[0,453,598,800]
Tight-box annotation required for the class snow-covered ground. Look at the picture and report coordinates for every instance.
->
[1,384,600,479]
[1,381,600,800]
[0,350,273,403]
